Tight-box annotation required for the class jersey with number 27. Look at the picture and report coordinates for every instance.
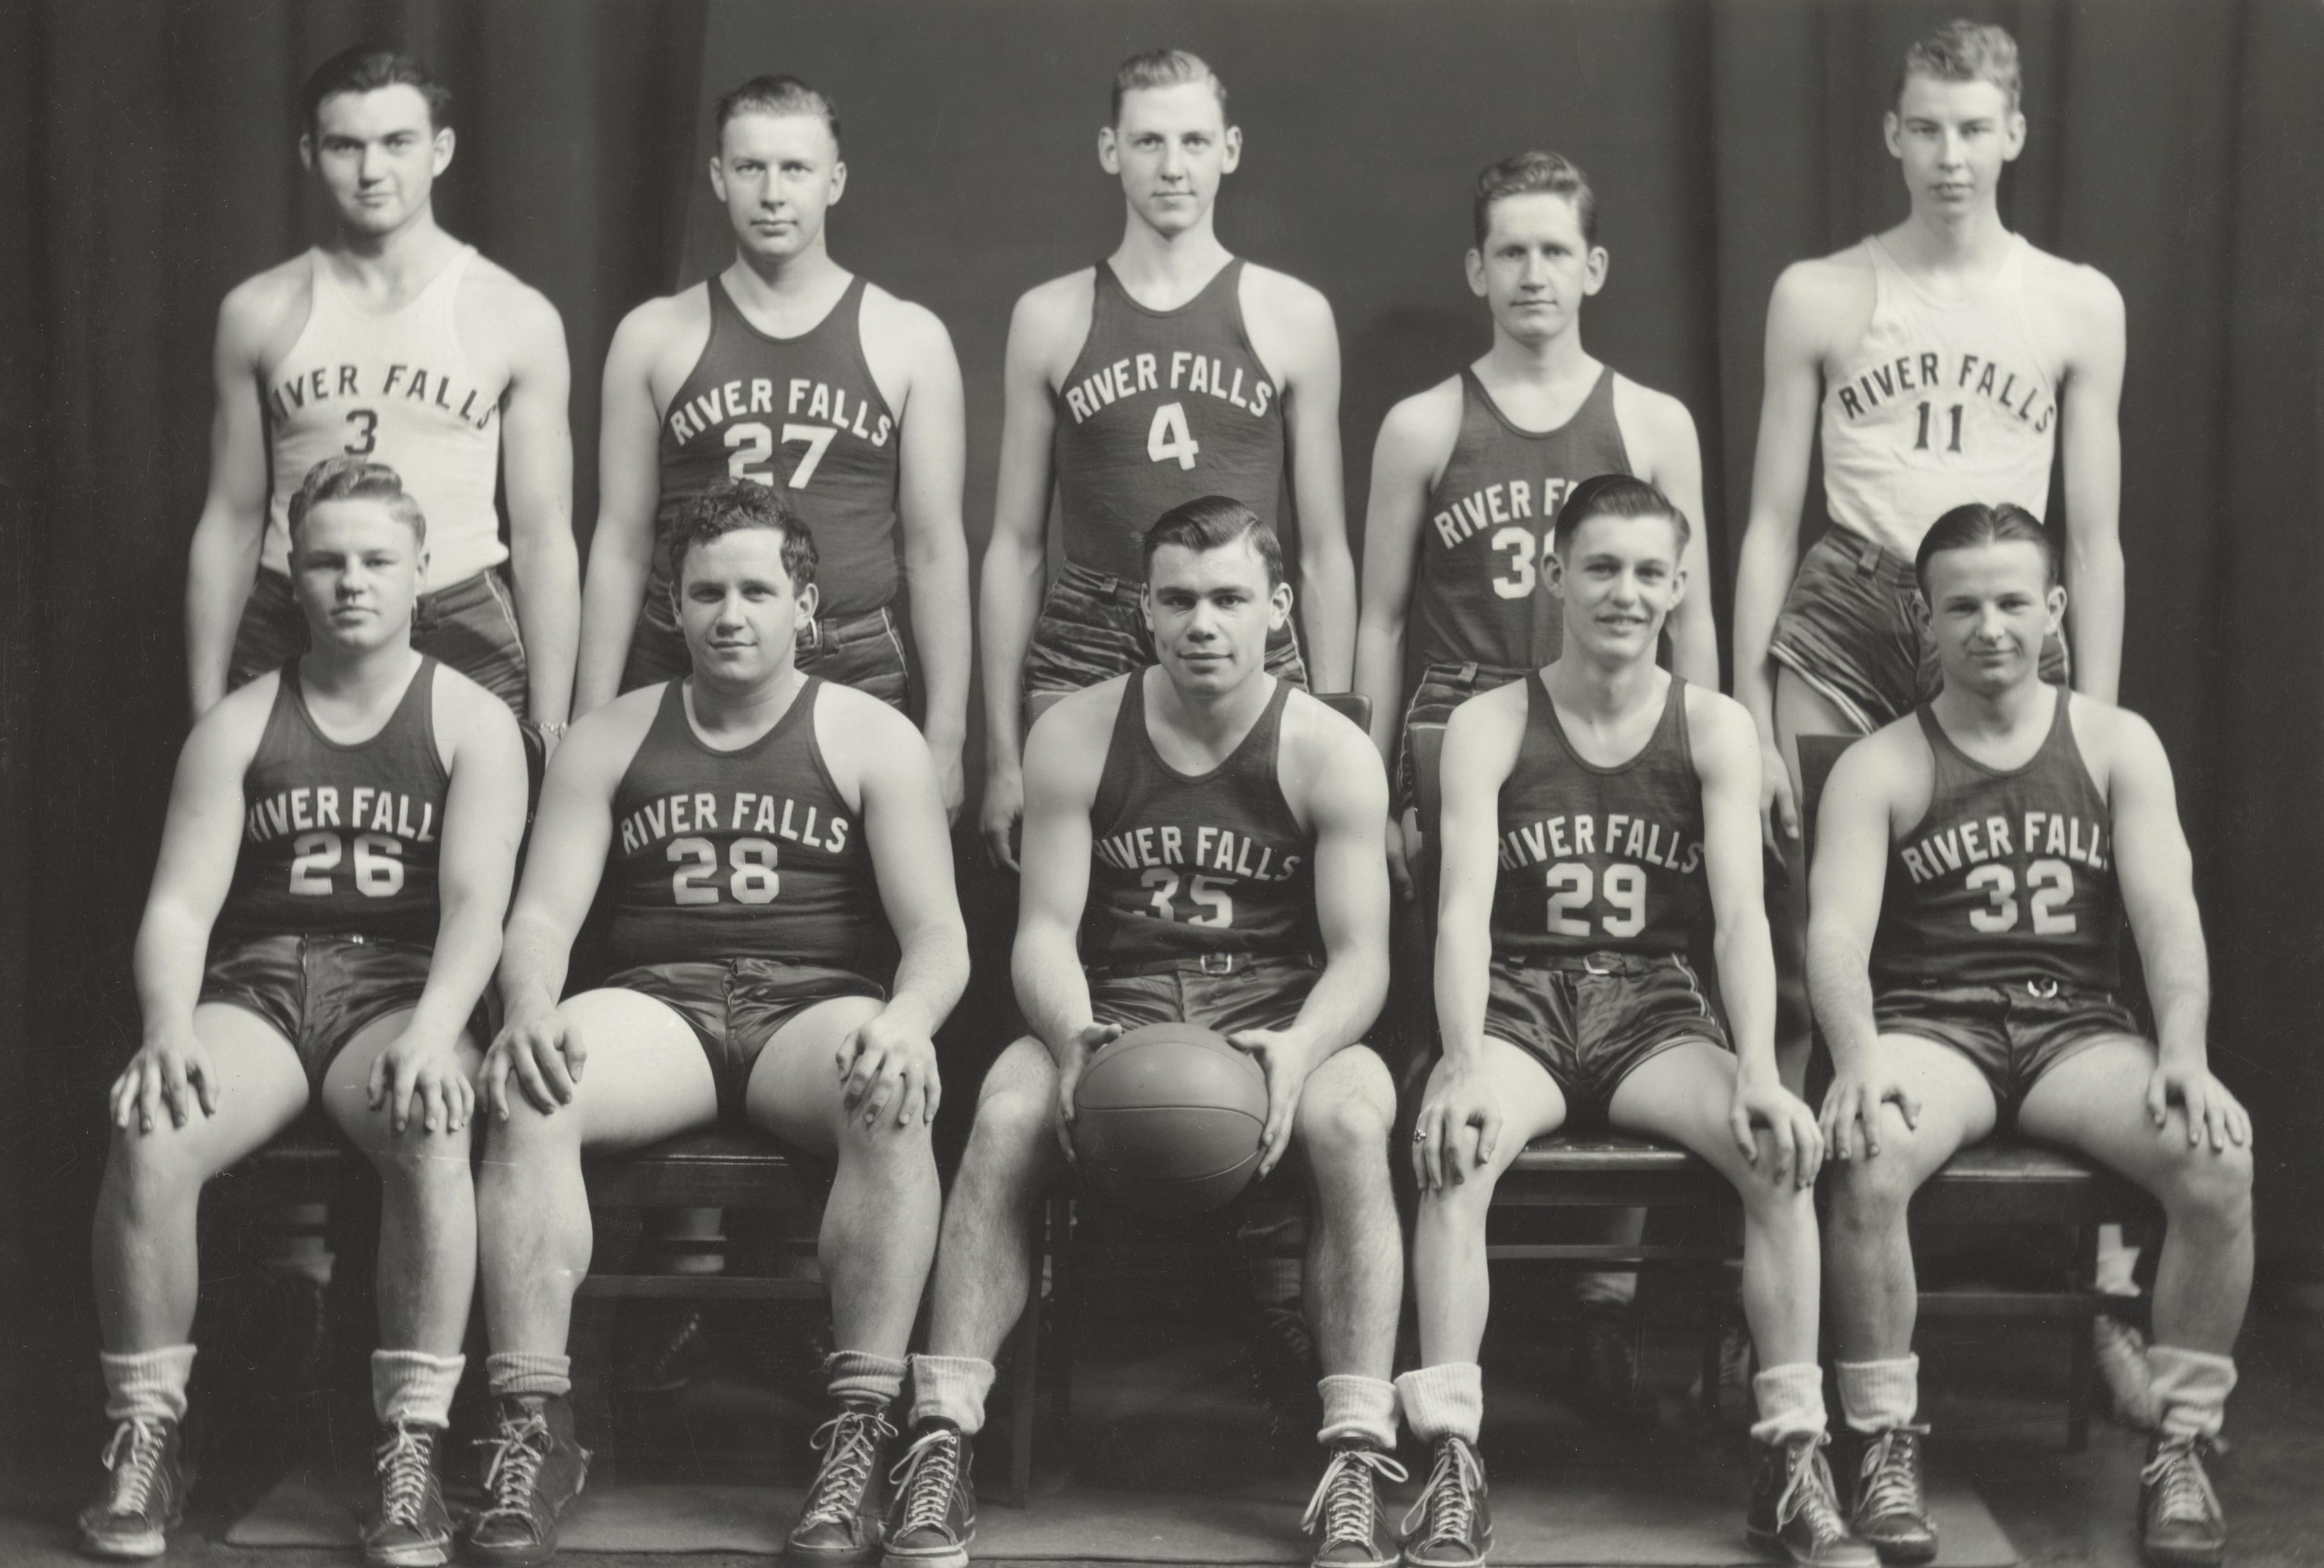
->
[1053,259,1283,579]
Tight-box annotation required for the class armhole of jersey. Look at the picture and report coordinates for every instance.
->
[1225,259,1278,396]
[1892,714,1944,845]
[1601,368,1639,474]
[2055,691,2112,813]
[659,282,726,426]
[1056,267,1109,401]
[267,252,329,394]
[805,678,867,819]
[422,659,455,788]
[841,276,900,429]
[1088,677,1142,826]
[1669,676,1697,779]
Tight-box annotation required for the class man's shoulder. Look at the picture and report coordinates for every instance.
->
[2019,245,2125,344]
[219,256,313,344]
[561,684,666,775]
[427,663,522,744]
[2063,691,2163,780]
[458,252,565,335]
[1445,673,1531,738]
[1034,673,1132,738]
[1680,681,1755,752]
[1379,376,1465,452]
[857,283,957,370]
[1610,372,1697,444]
[1281,686,1386,810]
[1238,261,1333,329]
[1013,269,1099,331]
[1769,246,1876,346]
[615,283,711,345]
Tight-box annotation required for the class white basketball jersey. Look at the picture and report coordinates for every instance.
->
[262,245,505,584]
[1819,235,2057,557]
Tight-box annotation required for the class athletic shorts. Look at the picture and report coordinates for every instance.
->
[199,933,462,1090]
[1024,562,1307,699]
[1769,527,2069,734]
[608,959,887,1117]
[623,573,912,714]
[1484,951,1727,1120]
[1086,953,1316,1039]
[1874,977,2140,1113]
[1395,661,1531,814]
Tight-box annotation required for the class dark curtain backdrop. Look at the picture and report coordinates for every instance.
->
[4,0,2317,1464]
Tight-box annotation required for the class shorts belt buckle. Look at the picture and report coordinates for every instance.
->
[1582,953,1615,977]
[2026,977,2060,1000]
[1198,952,1237,977]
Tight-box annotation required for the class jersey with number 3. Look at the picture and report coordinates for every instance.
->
[1081,673,1318,969]
[655,276,900,616]
[1873,692,2124,993]
[1820,235,2057,558]
[604,677,892,976]
[1413,366,1632,673]
[1053,259,1283,579]
[1491,674,1709,960]
[219,659,448,948]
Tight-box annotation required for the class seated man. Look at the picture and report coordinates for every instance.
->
[468,479,968,1567]
[1410,475,1872,1568]
[886,496,1402,1568]
[1811,503,2252,1568]
[83,456,527,1566]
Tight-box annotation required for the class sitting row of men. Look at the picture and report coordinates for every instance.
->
[86,460,2250,1568]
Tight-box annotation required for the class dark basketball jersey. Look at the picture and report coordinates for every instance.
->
[654,275,901,616]
[1491,675,1709,960]
[1053,259,1284,579]
[604,677,892,975]
[1414,367,1633,673]
[1082,673,1319,968]
[1872,692,2124,993]
[219,659,448,948]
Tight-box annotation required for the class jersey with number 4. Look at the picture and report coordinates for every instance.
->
[656,275,900,616]
[1053,259,1283,579]
[1873,692,2124,993]
[604,677,892,976]
[1413,366,1632,673]
[219,658,448,948]
[1491,673,1709,960]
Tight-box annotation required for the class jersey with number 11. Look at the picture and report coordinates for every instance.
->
[1053,259,1283,579]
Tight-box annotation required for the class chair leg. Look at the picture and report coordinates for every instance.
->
[1699,1266,1723,1426]
[1049,1195,1074,1437]
[1007,1285,1039,1507]
[2067,1223,2098,1453]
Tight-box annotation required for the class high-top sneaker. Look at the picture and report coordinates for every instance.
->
[880,1424,975,1568]
[789,1400,900,1564]
[76,1417,193,1560]
[462,1394,591,1567]
[2139,1433,2228,1568]
[359,1422,453,1567]
[1746,1433,1880,1568]
[1302,1442,1408,1568]
[1848,1425,1936,1564]
[1398,1435,1492,1568]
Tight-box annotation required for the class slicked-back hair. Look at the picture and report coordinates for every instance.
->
[1895,20,2023,113]
[1143,495,1283,588]
[1551,473,1688,555]
[1914,501,2057,596]
[287,456,427,547]
[302,46,451,140]
[672,478,819,592]
[715,73,841,150]
[1473,150,1598,250]
[1110,48,1228,125]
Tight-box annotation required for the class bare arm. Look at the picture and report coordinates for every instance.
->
[185,291,278,718]
[404,685,527,1049]
[1694,694,1776,1078]
[1631,388,1721,689]
[2058,274,2127,704]
[1278,290,1357,689]
[891,307,974,816]
[1009,702,1104,1060]
[854,704,972,1043]
[573,310,668,716]
[1351,395,1442,762]
[499,291,580,729]
[1807,737,1921,1160]
[494,714,621,1020]
[1280,716,1391,1062]
[1430,695,1522,1071]
[2104,710,2208,1067]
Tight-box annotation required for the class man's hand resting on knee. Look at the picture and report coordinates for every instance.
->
[839,1006,944,1128]
[485,1000,585,1118]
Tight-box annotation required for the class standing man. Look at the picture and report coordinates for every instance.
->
[465,481,969,1567]
[577,74,970,812]
[887,499,1402,1568]
[85,458,527,1565]
[979,48,1359,869]
[1810,505,2249,1567]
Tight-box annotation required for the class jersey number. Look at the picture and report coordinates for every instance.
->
[725,422,838,489]
[1146,402,1201,470]
[1141,868,1234,928]
[1489,525,1554,600]
[1913,401,1966,455]
[342,409,379,456]
[1964,858,2076,934]
[1543,861,1648,938]
[668,836,781,905]
[288,831,405,897]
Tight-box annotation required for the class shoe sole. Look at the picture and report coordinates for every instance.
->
[1401,1534,1493,1568]
[881,1526,974,1568]
[364,1538,451,1568]
[2143,1545,2225,1568]
[788,1534,885,1566]
[1859,1531,1938,1566]
[1745,1524,1881,1568]
[76,1529,166,1561]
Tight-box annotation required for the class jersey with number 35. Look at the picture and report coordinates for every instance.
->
[655,275,900,617]
[1490,673,1709,960]
[1872,692,2124,994]
[1053,259,1282,579]
[1412,366,1632,673]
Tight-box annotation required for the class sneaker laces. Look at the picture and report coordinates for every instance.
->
[1399,1438,1482,1547]
[98,1419,168,1517]
[1302,1446,1408,1547]
[2142,1435,2225,1526]
[1856,1425,1928,1520]
[474,1407,553,1528]
[372,1424,435,1526]
[888,1428,965,1539]
[1773,1435,1852,1543]
[800,1406,897,1527]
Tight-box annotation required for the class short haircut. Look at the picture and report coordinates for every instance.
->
[1914,501,2057,596]
[1110,48,1228,125]
[286,456,427,547]
[1473,150,1598,250]
[1895,20,2022,113]
[302,46,451,140]
[715,73,841,150]
[1551,474,1689,554]
[671,478,818,591]
[1143,494,1283,587]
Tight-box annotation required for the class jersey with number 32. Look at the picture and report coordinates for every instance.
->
[655,276,900,616]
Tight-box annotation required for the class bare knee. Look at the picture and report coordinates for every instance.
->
[360,1118,475,1188]
[1827,1148,1928,1231]
[480,1094,581,1167]
[838,1101,938,1166]
[962,1087,1056,1187]
[2153,1135,2254,1234]
[105,1123,217,1201]
[1295,1082,1390,1179]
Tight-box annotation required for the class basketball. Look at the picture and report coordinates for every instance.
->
[1070,1022,1269,1220]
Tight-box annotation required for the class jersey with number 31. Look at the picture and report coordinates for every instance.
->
[655,275,900,616]
[1490,673,1709,960]
[1053,259,1282,579]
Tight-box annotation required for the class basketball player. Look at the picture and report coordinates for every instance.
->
[464,480,968,1566]
[82,458,527,1565]
[1810,505,2249,1567]
[577,73,970,809]
[1350,151,1718,1419]
[978,48,1359,871]
[1406,476,1871,1568]
[886,499,1401,1568]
